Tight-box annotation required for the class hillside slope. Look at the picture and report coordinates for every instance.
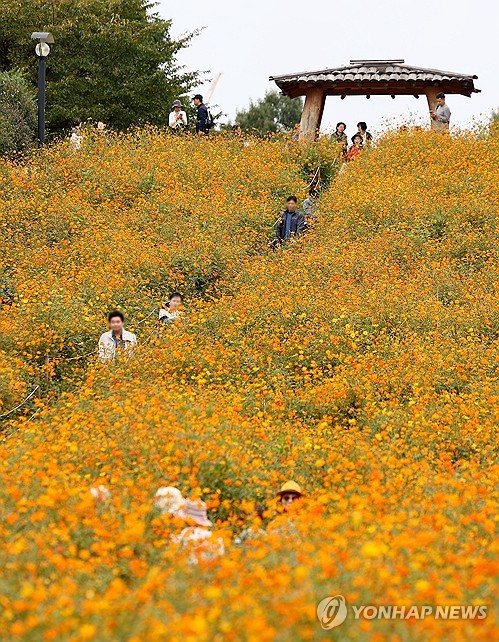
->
[0,128,497,641]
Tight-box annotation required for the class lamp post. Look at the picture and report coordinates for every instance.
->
[31,32,54,146]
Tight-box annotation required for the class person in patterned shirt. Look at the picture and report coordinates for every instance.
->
[98,310,137,362]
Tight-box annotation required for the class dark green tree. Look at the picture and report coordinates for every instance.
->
[235,90,302,136]
[0,70,36,155]
[0,0,201,132]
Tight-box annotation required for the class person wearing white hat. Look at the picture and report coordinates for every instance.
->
[169,99,187,132]
[154,486,185,516]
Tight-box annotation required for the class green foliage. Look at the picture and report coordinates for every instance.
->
[293,136,344,189]
[235,90,302,136]
[0,70,36,155]
[0,0,201,132]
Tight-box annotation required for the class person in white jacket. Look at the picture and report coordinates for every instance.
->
[169,100,187,132]
[159,292,183,324]
[98,310,137,362]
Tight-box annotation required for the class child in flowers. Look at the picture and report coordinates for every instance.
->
[345,133,363,162]
[159,292,183,324]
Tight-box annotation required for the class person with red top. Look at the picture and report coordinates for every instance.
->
[345,133,363,162]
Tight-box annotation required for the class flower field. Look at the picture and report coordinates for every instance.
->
[0,126,497,641]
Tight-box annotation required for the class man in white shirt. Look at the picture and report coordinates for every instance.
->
[169,100,187,132]
[430,92,451,132]
[98,310,137,362]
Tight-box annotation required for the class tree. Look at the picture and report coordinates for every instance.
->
[0,0,201,132]
[0,70,36,155]
[235,91,302,135]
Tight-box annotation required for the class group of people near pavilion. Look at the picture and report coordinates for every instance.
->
[329,120,373,161]
[72,88,451,145]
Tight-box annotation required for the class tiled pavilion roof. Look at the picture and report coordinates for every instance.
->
[270,60,480,98]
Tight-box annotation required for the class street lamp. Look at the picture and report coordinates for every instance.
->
[31,32,54,146]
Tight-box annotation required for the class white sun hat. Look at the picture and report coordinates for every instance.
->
[154,486,185,515]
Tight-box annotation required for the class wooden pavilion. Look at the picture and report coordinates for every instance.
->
[269,60,480,138]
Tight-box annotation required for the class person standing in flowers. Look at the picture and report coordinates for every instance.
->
[98,310,137,362]
[357,121,373,146]
[345,133,363,162]
[331,122,348,155]
[193,94,209,135]
[169,100,188,133]
[430,92,451,132]
[159,292,183,324]
[173,498,224,564]
[275,196,306,244]
[302,188,318,221]
[69,118,83,151]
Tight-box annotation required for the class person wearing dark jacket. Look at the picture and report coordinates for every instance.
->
[276,196,306,243]
[357,122,373,146]
[193,94,209,135]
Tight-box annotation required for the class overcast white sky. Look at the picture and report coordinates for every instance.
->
[159,0,498,134]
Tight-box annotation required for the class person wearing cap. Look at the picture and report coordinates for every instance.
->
[169,99,187,132]
[276,480,304,509]
[174,498,224,564]
[154,486,185,516]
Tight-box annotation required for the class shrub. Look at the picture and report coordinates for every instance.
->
[0,71,36,155]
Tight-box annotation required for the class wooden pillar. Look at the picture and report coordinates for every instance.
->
[299,87,326,140]
[425,86,444,132]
